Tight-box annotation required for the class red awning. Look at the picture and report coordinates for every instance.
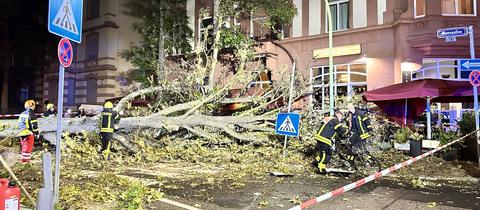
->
[363,79,474,124]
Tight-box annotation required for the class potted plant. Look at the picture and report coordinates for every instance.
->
[393,127,411,150]
[409,132,424,157]
[457,112,476,161]
[438,129,460,161]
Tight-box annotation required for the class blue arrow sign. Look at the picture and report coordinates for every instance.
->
[437,27,468,39]
[275,113,300,137]
[460,59,480,71]
[48,0,84,43]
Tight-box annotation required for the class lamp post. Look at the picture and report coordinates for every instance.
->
[325,0,334,116]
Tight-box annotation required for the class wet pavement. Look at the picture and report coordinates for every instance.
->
[149,174,480,210]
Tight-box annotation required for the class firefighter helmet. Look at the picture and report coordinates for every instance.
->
[47,103,55,110]
[104,101,114,109]
[24,100,36,109]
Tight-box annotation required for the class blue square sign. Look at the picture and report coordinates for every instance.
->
[275,113,301,137]
[48,0,84,43]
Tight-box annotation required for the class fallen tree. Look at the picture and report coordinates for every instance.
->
[0,1,304,153]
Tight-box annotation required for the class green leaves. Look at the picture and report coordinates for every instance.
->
[121,0,193,85]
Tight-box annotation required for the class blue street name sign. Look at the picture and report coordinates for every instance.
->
[48,0,84,43]
[275,113,300,137]
[460,59,480,71]
[437,27,468,39]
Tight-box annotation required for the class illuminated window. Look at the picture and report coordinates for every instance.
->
[328,0,349,31]
[442,0,476,16]
[311,63,367,110]
[414,0,426,18]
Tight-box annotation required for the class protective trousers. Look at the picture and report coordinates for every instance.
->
[349,133,362,153]
[20,134,34,163]
[100,132,112,151]
[315,141,332,173]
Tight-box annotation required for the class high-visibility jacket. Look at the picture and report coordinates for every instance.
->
[18,109,39,136]
[100,109,120,133]
[314,118,349,146]
[350,110,373,140]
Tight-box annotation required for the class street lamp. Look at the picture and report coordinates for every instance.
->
[325,0,334,116]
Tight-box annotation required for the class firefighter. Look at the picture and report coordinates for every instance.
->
[347,103,373,150]
[99,101,120,152]
[18,100,39,163]
[314,110,349,174]
[43,103,56,117]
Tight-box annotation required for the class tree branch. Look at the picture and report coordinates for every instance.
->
[114,86,165,112]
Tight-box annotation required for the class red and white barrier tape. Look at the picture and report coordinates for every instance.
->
[288,130,477,210]
[0,114,19,118]
[0,113,42,119]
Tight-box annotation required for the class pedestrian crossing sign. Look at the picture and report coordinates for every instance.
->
[275,113,300,137]
[48,0,83,43]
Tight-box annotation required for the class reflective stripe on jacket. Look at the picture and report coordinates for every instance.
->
[100,109,119,133]
[351,111,372,140]
[18,109,39,136]
[314,118,348,146]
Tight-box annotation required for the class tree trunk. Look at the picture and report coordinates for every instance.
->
[0,59,9,114]
[208,0,222,90]
[0,25,11,114]
[157,1,165,83]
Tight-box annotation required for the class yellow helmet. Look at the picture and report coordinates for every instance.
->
[24,100,36,109]
[47,103,55,110]
[104,101,114,109]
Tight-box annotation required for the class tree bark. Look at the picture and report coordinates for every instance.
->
[0,21,11,114]
[208,0,223,90]
[0,58,9,114]
[157,0,166,83]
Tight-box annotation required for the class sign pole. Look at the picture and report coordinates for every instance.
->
[283,60,297,157]
[53,65,65,205]
[468,25,480,167]
[51,38,73,208]
[325,0,334,116]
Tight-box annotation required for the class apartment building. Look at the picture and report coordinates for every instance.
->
[43,0,139,108]
[272,0,479,109]
[42,0,480,111]
[186,0,480,109]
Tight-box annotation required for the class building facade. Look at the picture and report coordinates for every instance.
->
[42,0,480,111]
[268,0,480,109]
[43,0,139,109]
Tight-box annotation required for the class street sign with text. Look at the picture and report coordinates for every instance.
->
[48,0,84,43]
[437,27,468,39]
[460,59,480,71]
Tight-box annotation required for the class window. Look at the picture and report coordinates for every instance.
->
[198,17,213,50]
[86,32,99,60]
[327,0,349,31]
[20,85,29,103]
[48,80,58,104]
[442,0,476,16]
[86,79,97,104]
[67,79,75,106]
[311,63,367,110]
[414,0,426,18]
[86,0,100,20]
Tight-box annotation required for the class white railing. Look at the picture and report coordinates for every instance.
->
[411,58,469,81]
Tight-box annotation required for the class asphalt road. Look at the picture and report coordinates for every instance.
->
[150,175,480,210]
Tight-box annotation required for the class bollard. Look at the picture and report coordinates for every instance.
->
[36,153,53,210]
